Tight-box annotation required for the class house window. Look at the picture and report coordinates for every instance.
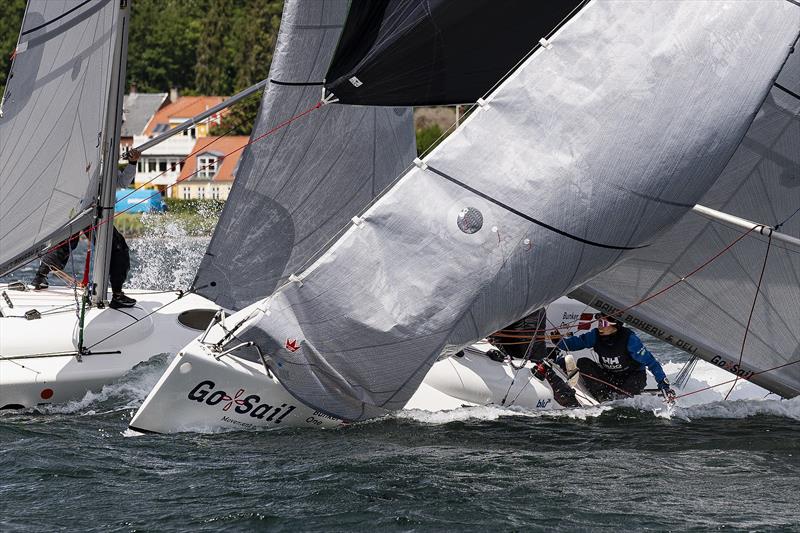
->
[181,127,197,139]
[147,159,157,173]
[197,156,218,178]
[137,161,144,172]
[198,188,206,199]
[182,187,191,200]
[211,187,219,200]
[159,160,167,172]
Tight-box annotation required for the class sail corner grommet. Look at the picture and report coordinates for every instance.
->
[288,273,304,286]
[351,216,366,228]
[476,98,490,110]
[539,38,553,50]
[413,157,428,170]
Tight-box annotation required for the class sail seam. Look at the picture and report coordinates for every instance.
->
[21,0,105,38]
[269,79,324,86]
[425,165,647,251]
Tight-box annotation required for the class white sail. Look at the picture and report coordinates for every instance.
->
[193,0,416,311]
[211,1,800,421]
[0,0,122,275]
[573,46,800,398]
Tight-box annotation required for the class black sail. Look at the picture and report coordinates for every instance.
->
[324,0,584,106]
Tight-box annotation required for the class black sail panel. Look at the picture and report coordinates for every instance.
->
[324,0,584,106]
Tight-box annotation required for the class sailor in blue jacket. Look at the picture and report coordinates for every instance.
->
[552,314,675,401]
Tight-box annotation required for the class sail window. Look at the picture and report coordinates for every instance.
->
[457,207,483,234]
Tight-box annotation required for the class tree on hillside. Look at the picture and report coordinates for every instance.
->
[128,0,206,93]
[212,0,283,135]
[195,0,237,96]
[0,0,26,95]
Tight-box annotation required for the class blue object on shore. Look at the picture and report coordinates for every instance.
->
[115,188,166,214]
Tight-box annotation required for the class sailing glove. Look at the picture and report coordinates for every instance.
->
[658,378,676,401]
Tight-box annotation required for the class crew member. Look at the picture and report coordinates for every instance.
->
[32,149,141,309]
[551,314,675,401]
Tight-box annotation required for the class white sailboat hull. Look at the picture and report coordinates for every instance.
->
[0,285,221,409]
[129,297,599,433]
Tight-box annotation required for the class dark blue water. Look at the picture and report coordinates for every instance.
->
[3,235,799,531]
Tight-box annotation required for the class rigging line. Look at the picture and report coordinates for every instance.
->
[774,206,800,231]
[425,165,646,251]
[579,372,634,399]
[675,359,800,400]
[724,230,773,401]
[20,0,96,36]
[774,82,800,101]
[116,114,248,203]
[84,291,186,350]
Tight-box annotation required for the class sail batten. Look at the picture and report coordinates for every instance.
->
[0,0,122,276]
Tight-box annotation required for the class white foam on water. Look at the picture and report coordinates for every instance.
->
[41,354,172,415]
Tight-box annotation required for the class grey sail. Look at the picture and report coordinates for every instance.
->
[573,45,800,398]
[226,0,800,421]
[0,0,121,276]
[193,0,416,311]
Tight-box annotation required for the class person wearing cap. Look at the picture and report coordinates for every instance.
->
[550,314,675,402]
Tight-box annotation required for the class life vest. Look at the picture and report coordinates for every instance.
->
[592,327,639,374]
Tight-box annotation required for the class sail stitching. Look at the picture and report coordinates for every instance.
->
[424,165,647,251]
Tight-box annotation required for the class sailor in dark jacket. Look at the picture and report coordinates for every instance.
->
[31,149,141,309]
[553,314,675,401]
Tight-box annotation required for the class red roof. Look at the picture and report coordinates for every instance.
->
[144,96,226,136]
[178,136,250,183]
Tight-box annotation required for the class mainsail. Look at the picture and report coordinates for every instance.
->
[193,0,415,311]
[0,0,122,276]
[224,1,800,420]
[324,0,584,106]
[573,46,800,398]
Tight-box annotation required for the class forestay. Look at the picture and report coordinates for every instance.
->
[324,0,583,106]
[0,0,121,276]
[574,46,800,398]
[232,1,800,420]
[194,0,415,311]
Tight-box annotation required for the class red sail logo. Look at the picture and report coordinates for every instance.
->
[285,338,300,352]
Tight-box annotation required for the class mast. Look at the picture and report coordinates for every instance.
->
[92,0,131,305]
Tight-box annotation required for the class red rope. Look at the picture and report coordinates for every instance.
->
[723,231,773,400]
[579,372,634,398]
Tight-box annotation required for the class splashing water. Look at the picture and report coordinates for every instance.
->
[127,210,216,291]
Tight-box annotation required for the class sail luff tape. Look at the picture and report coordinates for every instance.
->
[539,38,553,50]
[413,158,428,170]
